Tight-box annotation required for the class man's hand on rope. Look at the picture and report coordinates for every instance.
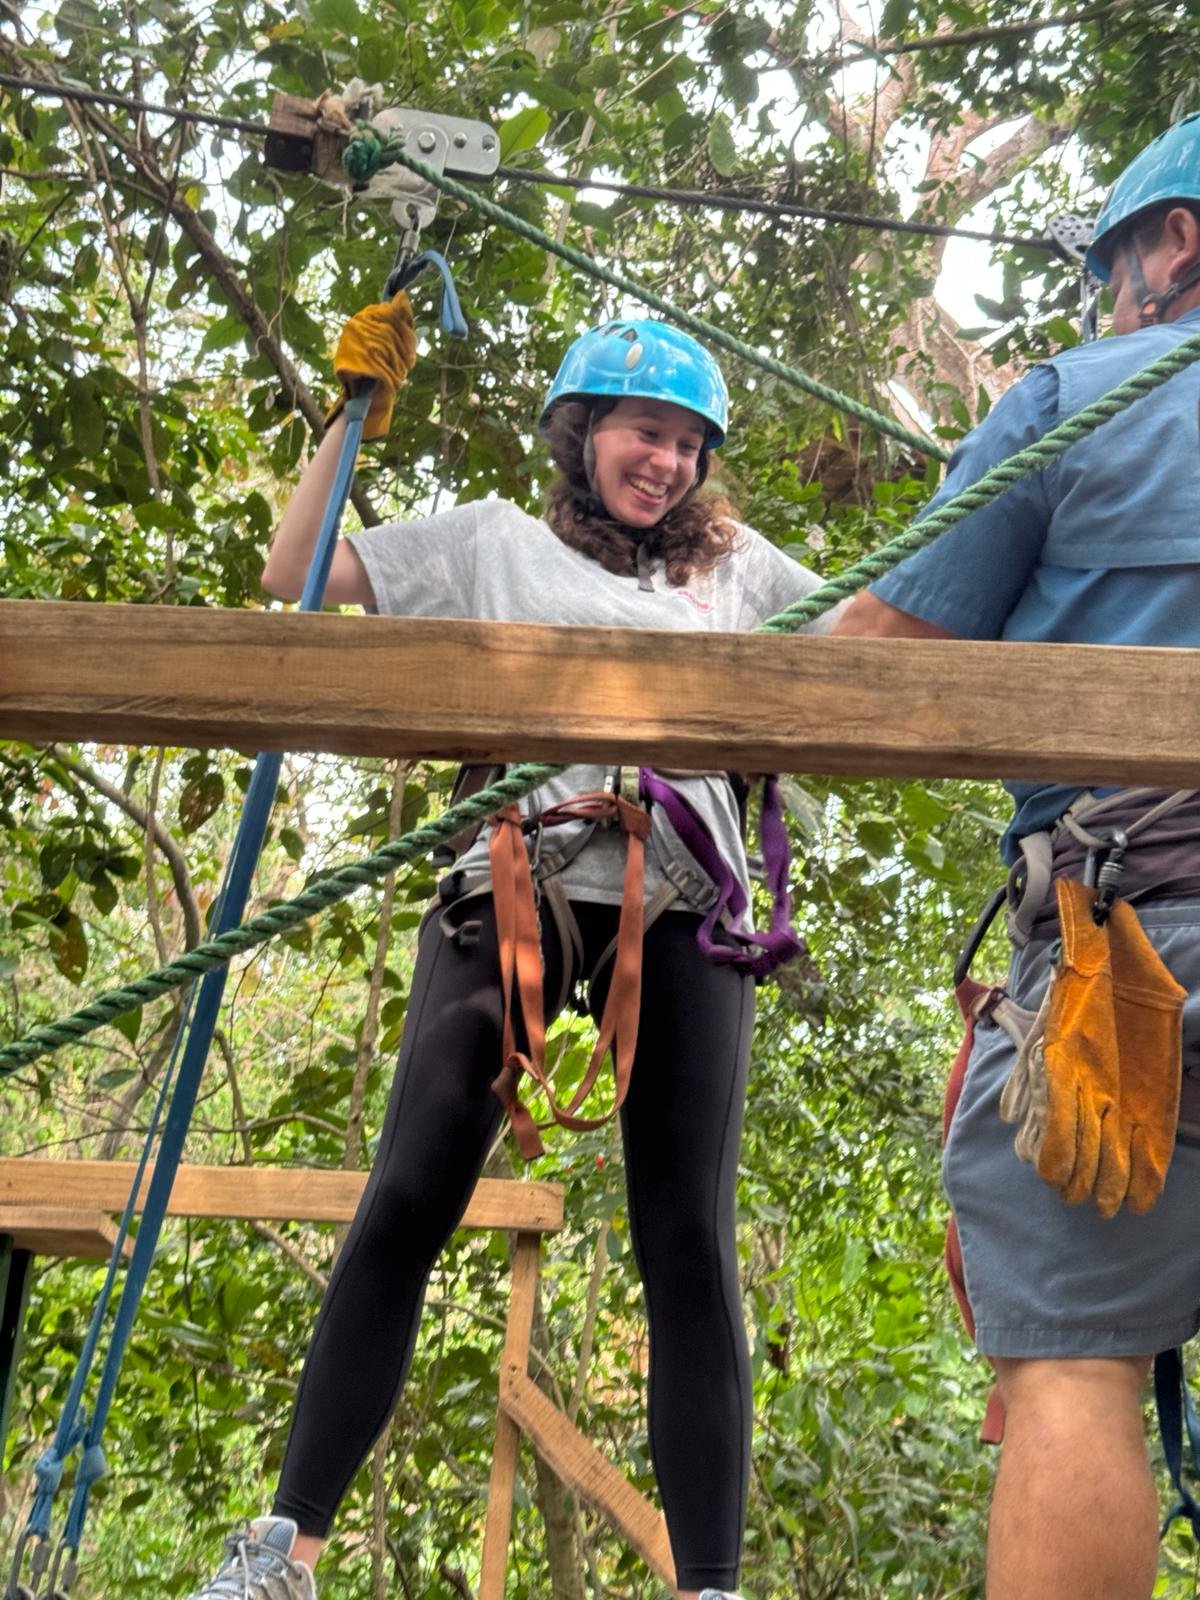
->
[329,290,417,440]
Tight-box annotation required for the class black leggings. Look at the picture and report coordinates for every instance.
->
[273,897,755,1592]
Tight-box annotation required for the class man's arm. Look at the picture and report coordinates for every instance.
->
[832,591,960,639]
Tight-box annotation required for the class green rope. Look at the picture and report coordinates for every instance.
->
[0,763,562,1075]
[8,146,1200,1077]
[757,322,1200,631]
[346,129,951,465]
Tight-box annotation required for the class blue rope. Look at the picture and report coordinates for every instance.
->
[10,392,373,1584]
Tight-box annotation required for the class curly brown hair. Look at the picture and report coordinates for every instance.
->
[541,400,742,587]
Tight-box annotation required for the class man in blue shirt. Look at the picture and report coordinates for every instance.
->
[835,120,1200,1599]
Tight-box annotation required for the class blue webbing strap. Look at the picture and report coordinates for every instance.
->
[1154,1346,1200,1540]
[384,250,468,338]
[8,390,372,1593]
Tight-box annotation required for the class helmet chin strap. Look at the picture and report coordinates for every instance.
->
[1121,239,1200,325]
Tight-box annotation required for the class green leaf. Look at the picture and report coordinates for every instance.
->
[498,105,549,160]
[113,1005,142,1047]
[707,116,738,177]
[49,910,88,984]
[90,871,118,915]
[278,826,305,863]
[179,771,225,833]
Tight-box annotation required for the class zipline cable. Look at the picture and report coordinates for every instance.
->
[0,70,1061,253]
[348,133,953,462]
[494,165,1057,251]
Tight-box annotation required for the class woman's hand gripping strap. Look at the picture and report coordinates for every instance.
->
[327,289,418,440]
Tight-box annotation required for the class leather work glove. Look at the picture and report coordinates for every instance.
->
[999,877,1187,1217]
[328,290,417,440]
[999,876,1122,1207]
[1102,895,1186,1215]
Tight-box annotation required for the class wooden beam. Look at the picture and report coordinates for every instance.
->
[500,1366,677,1592]
[480,1233,541,1600]
[4,599,1200,785]
[0,1161,564,1234]
[0,1207,132,1260]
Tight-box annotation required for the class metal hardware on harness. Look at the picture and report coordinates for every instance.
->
[39,1536,77,1600]
[5,1527,44,1600]
[1047,212,1102,343]
[1086,828,1129,924]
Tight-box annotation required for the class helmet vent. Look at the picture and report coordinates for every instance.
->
[624,341,643,369]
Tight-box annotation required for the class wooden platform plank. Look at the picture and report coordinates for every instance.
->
[5,599,1200,785]
[0,1162,564,1233]
[500,1366,676,1591]
[0,1206,132,1260]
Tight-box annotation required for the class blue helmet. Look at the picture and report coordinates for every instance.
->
[1086,114,1200,282]
[540,319,729,447]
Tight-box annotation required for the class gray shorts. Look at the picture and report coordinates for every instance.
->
[945,898,1200,1359]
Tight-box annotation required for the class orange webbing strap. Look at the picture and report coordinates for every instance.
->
[945,975,1007,1445]
[488,794,651,1159]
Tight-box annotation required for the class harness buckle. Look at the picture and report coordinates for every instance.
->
[1088,828,1129,925]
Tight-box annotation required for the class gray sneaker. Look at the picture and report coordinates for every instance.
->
[187,1517,317,1599]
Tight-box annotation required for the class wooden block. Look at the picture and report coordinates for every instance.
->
[0,1162,564,1234]
[500,1366,676,1592]
[6,599,1200,785]
[264,91,320,172]
[0,1207,132,1260]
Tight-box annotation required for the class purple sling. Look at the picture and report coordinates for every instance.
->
[637,769,805,979]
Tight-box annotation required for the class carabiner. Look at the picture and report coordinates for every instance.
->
[5,1528,45,1600]
[1089,828,1129,925]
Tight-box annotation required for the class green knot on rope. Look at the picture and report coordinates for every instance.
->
[343,127,387,184]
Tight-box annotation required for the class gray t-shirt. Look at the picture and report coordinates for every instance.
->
[349,499,829,911]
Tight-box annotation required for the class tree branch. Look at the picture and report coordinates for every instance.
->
[811,0,1137,74]
[0,42,379,527]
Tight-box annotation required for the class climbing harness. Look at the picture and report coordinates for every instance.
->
[944,788,1200,1473]
[477,768,806,1157]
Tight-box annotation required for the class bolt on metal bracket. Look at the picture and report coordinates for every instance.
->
[362,107,499,231]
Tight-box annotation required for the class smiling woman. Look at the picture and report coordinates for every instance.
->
[590,396,704,525]
[196,307,833,1600]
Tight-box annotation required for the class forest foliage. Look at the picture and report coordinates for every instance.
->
[2,0,1200,1594]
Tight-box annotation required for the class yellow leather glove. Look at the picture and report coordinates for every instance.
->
[999,877,1186,1217]
[1101,895,1185,1215]
[327,290,417,440]
[999,876,1121,1206]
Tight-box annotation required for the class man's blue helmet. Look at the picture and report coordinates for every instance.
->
[1086,114,1200,282]
[540,320,729,447]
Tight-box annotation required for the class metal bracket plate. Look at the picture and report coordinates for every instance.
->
[365,108,499,229]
